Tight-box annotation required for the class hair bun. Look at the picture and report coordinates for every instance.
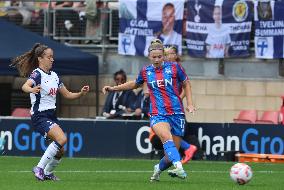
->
[33,43,41,48]
[150,39,163,45]
[32,43,41,52]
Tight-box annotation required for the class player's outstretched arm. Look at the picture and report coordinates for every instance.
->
[59,85,90,99]
[102,80,138,94]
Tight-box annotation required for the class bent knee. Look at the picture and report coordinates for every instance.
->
[159,134,172,143]
[57,135,67,146]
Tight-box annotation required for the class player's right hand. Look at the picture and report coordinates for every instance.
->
[102,86,113,94]
[186,104,196,114]
[31,85,41,94]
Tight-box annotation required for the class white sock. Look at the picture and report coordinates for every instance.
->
[44,158,61,175]
[173,161,183,169]
[154,164,161,174]
[37,142,60,169]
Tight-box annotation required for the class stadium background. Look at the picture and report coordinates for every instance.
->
[0,1,284,189]
[0,0,283,123]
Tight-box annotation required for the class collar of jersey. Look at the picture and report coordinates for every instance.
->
[151,62,165,70]
[38,67,51,75]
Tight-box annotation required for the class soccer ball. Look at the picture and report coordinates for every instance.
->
[230,163,253,185]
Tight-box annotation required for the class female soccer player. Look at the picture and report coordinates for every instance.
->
[11,43,90,181]
[102,39,196,181]
[164,44,197,164]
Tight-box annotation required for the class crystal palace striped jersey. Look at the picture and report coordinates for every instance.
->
[135,61,189,116]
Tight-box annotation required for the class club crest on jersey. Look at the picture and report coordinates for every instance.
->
[165,68,172,74]
[30,71,38,78]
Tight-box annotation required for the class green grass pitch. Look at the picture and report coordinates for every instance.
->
[0,156,283,190]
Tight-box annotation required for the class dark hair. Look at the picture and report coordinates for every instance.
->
[10,43,49,77]
[257,1,272,20]
[113,69,127,81]
[163,3,175,11]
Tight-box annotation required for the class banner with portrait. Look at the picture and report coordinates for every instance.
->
[118,0,184,56]
[186,0,252,58]
[254,0,284,59]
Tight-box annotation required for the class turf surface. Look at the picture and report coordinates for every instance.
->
[0,156,283,190]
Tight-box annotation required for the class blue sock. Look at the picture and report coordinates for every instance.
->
[159,156,172,171]
[180,140,190,150]
[163,140,181,163]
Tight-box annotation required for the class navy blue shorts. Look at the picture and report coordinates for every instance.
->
[150,114,186,137]
[31,109,59,138]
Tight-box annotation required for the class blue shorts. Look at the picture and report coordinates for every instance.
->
[31,109,59,138]
[150,114,186,137]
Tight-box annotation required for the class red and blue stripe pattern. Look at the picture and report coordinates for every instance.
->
[136,61,188,115]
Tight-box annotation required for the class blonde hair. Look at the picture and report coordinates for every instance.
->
[164,44,181,62]
[148,39,163,52]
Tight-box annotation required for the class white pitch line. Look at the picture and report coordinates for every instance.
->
[5,170,284,174]
[1,156,282,166]
[7,170,153,173]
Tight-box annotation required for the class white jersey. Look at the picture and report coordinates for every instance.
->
[205,24,231,58]
[29,68,63,114]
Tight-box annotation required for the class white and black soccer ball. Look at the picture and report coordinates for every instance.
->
[230,163,253,185]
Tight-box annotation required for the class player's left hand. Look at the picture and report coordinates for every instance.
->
[186,104,196,114]
[80,85,90,95]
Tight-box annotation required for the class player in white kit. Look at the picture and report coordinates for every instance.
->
[205,5,231,58]
[11,43,90,181]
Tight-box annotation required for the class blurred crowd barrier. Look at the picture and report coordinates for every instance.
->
[0,0,119,47]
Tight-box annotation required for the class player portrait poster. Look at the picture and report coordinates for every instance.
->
[186,0,252,58]
[118,0,184,56]
[254,0,284,59]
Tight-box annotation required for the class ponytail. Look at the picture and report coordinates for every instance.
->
[10,43,48,77]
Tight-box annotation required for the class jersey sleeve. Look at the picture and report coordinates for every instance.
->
[135,68,145,86]
[28,70,41,87]
[176,63,189,82]
[57,75,64,88]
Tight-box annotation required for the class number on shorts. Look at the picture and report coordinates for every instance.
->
[180,119,185,130]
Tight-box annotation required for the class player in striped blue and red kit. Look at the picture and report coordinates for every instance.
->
[11,43,90,181]
[102,39,196,181]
